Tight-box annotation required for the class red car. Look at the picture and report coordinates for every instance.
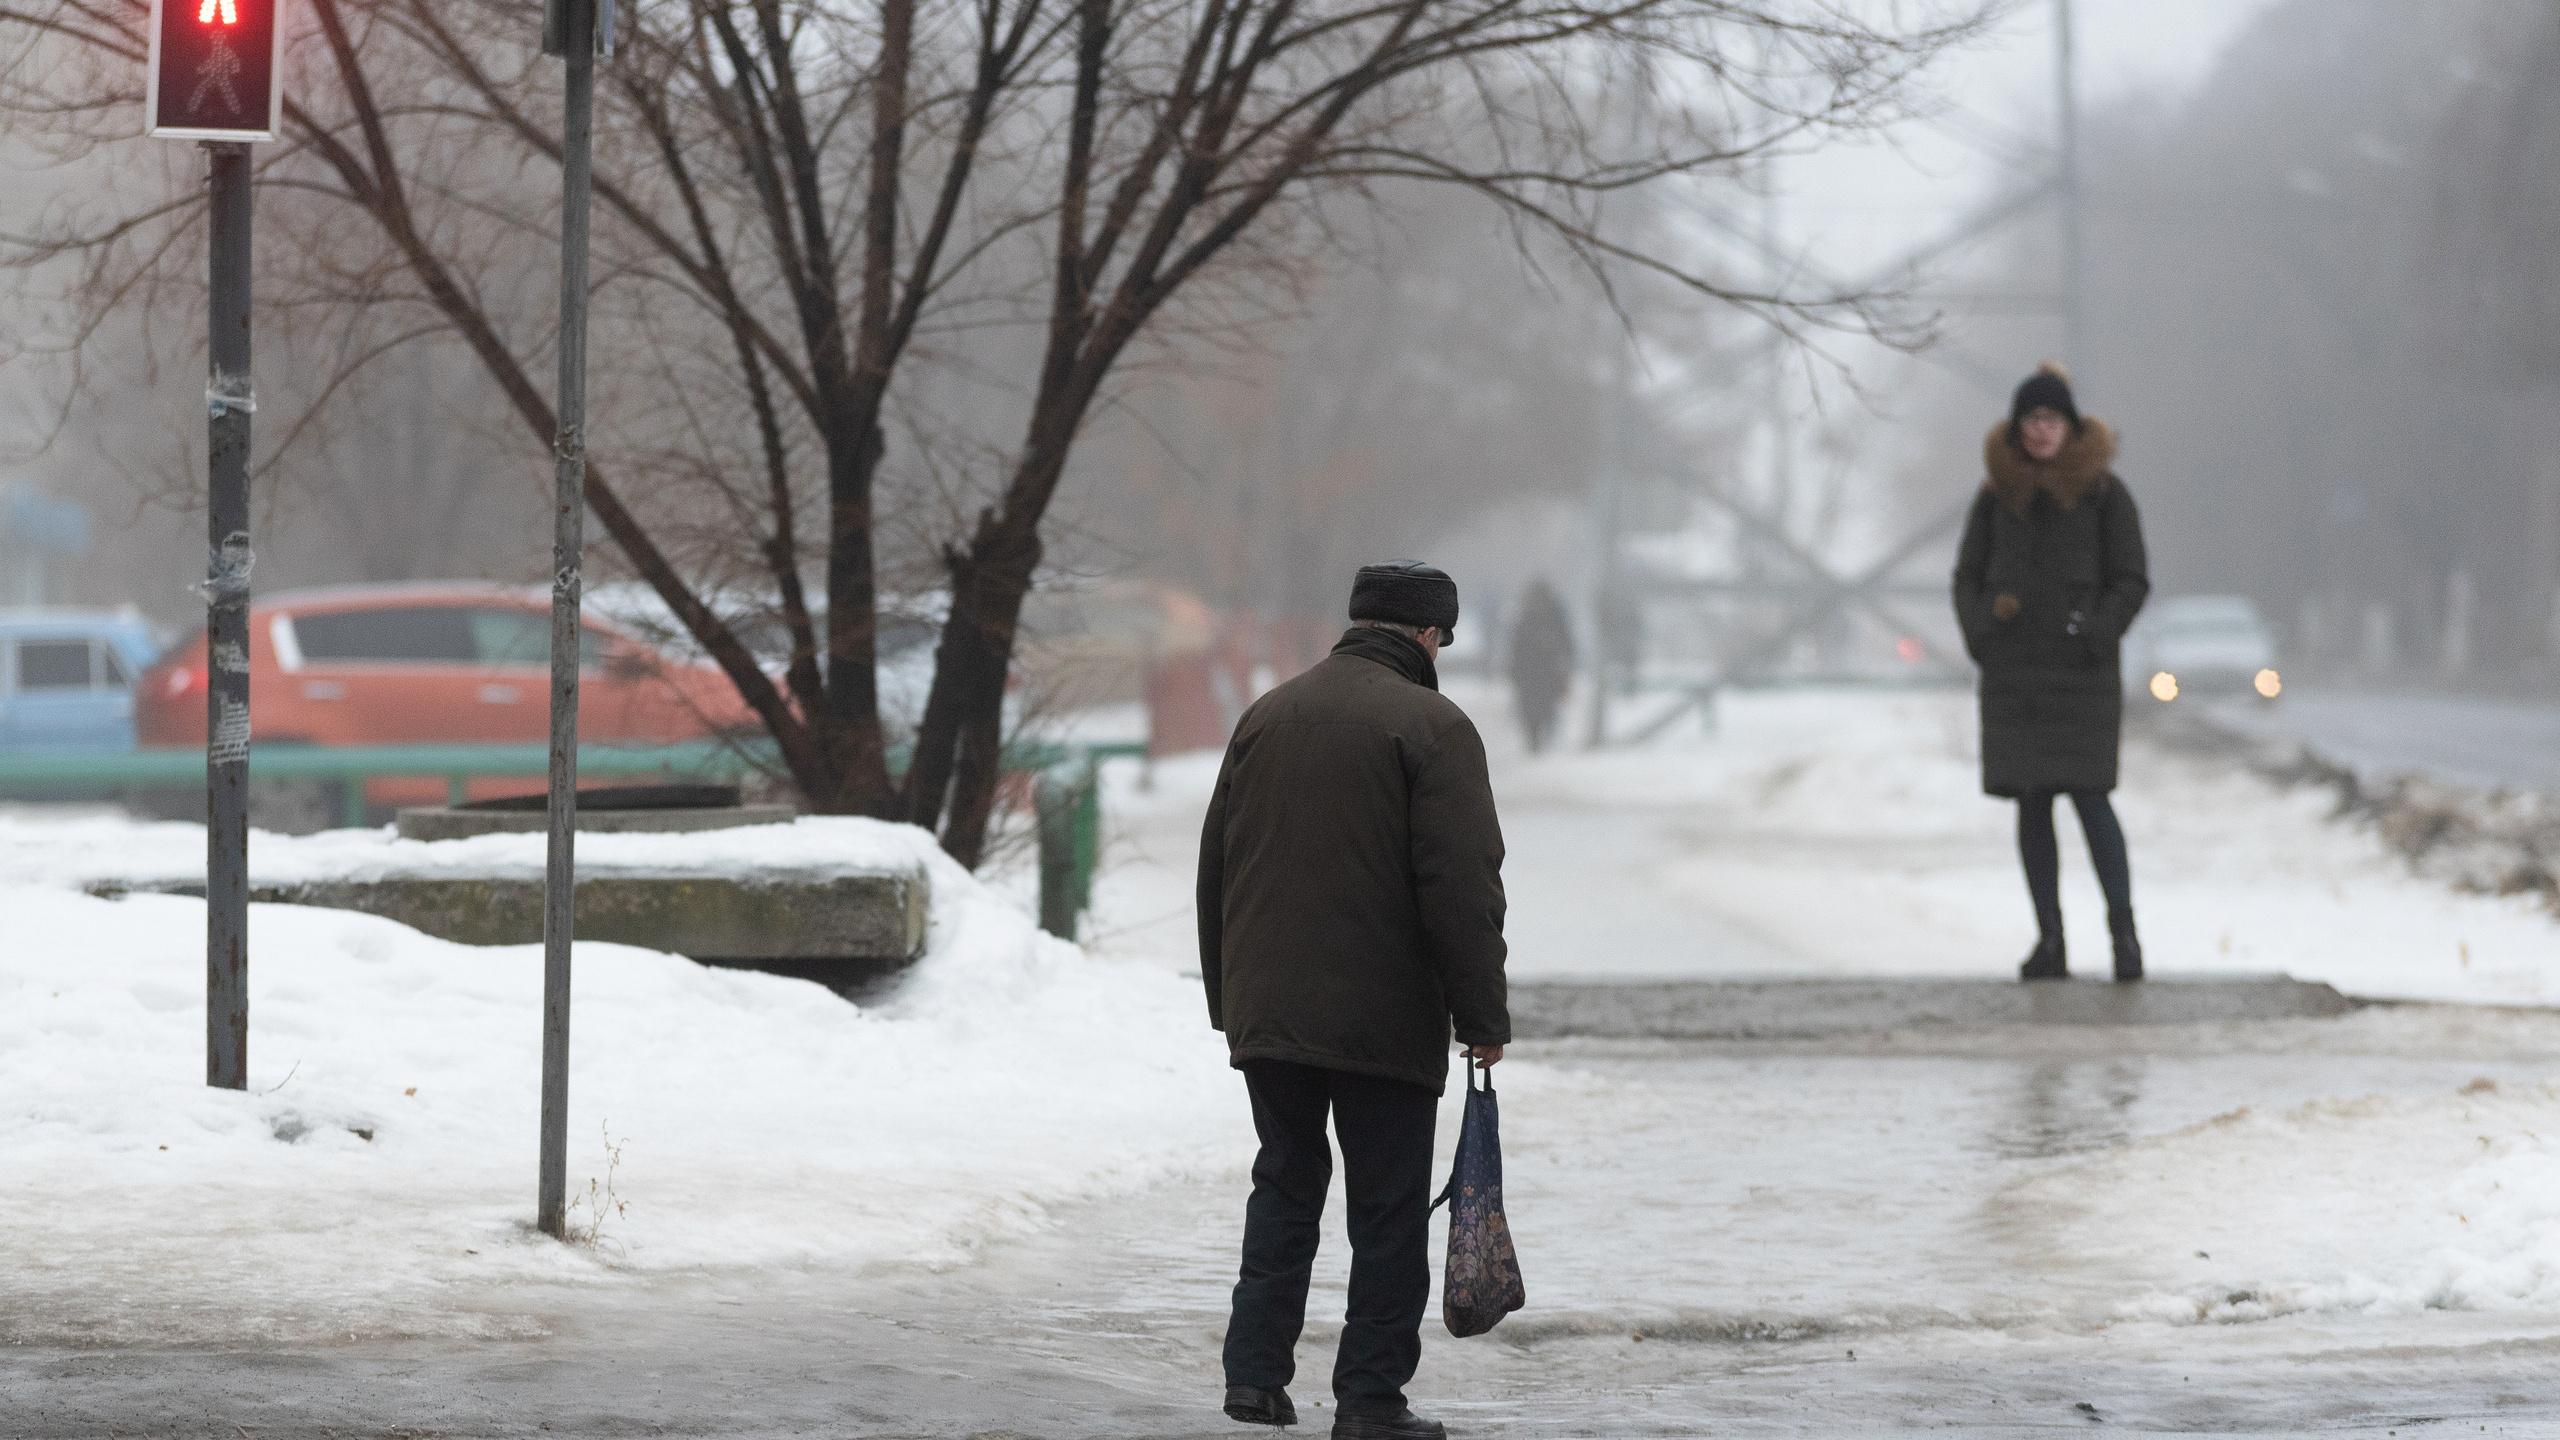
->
[138,583,759,806]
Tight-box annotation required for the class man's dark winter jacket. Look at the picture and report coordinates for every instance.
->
[1197,625,1510,1095]
[1952,417,2151,798]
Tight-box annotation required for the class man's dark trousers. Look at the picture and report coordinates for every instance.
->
[1224,1059,1439,1415]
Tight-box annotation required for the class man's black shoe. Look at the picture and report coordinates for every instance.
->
[1332,1407,1447,1440]
[1225,1385,1298,1428]
[2018,934,2067,981]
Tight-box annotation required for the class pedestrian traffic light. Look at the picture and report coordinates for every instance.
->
[146,0,282,141]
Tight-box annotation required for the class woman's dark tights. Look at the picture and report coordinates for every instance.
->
[2017,790,2134,939]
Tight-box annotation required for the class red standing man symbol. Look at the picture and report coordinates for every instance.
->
[187,0,244,117]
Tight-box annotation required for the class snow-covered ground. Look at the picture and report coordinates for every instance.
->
[1,818,1244,1346]
[11,680,2560,1417]
[2013,1063,2560,1327]
[1090,680,2560,1004]
[4,807,958,889]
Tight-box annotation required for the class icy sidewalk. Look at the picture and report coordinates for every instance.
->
[20,1009,2560,1437]
[0,817,1246,1346]
[1018,1010,2560,1434]
[1043,680,2560,1413]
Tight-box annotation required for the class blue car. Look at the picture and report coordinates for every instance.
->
[0,609,163,750]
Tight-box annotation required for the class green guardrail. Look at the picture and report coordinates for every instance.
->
[0,740,765,826]
[0,735,1150,940]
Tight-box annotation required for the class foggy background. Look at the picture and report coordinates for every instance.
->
[5,0,2548,695]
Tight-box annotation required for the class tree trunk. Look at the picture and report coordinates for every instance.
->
[940,705,1011,870]
[904,503,1041,856]
[816,416,896,814]
[911,339,1123,859]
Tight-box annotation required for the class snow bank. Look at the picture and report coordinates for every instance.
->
[0,817,1241,1345]
[2011,1076,2560,1325]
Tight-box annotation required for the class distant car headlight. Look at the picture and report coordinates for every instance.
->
[2254,668,2281,699]
[2148,671,2178,702]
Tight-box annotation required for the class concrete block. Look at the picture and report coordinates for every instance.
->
[394,805,799,841]
[253,870,928,966]
[96,866,930,993]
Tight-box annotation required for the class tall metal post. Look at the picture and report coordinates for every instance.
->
[2054,0,2084,370]
[1582,73,1653,750]
[537,0,596,1240]
[204,140,253,1092]
[1756,149,1793,659]
[1582,350,1625,749]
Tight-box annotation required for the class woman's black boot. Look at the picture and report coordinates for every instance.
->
[2018,935,2067,981]
[2110,919,2144,983]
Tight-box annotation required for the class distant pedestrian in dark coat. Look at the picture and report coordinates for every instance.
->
[1952,363,2151,983]
[1507,580,1575,754]
[1199,559,1510,1440]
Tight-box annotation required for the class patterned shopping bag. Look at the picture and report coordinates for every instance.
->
[1433,1058,1525,1337]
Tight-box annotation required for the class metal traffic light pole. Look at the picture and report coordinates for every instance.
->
[144,0,283,1091]
[537,0,609,1240]
[204,140,252,1091]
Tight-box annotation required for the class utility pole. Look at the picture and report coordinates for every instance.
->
[1583,344,1627,748]
[145,0,283,1092]
[2054,0,2085,371]
[537,0,609,1240]
[1584,72,1653,749]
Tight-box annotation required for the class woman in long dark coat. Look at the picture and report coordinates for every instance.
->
[1953,363,2151,982]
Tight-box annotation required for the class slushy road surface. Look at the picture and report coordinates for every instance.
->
[2200,684,2560,792]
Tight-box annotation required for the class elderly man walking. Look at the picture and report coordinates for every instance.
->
[1198,561,1511,1440]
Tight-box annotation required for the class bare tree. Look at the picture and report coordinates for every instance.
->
[1,0,1976,863]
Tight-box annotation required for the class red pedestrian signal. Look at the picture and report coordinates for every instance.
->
[146,0,282,141]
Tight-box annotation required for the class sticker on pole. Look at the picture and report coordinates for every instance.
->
[145,0,283,141]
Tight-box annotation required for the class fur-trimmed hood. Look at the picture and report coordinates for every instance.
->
[1983,416,2117,515]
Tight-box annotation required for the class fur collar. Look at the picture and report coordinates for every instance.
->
[1982,416,2117,515]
